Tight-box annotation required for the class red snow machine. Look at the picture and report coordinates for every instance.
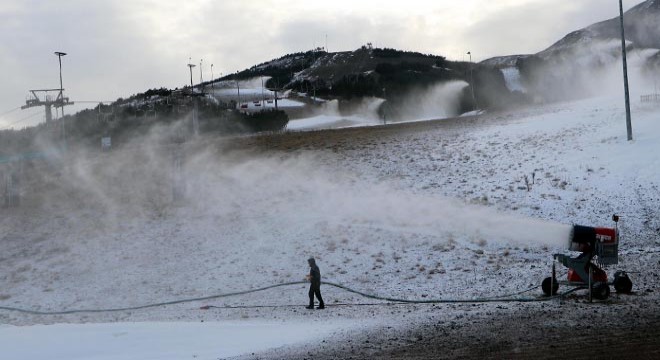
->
[542,215,633,300]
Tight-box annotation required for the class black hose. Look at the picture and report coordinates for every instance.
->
[0,281,582,316]
[0,281,307,315]
[323,282,545,304]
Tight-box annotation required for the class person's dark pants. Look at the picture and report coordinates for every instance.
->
[309,282,324,307]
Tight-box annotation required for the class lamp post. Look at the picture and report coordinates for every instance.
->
[187,58,198,135]
[467,51,477,111]
[261,76,265,107]
[382,87,387,125]
[54,51,67,143]
[619,0,633,141]
[55,52,66,95]
[200,59,204,87]
[54,51,66,117]
[187,58,196,91]
[236,72,241,109]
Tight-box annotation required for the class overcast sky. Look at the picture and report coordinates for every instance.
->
[0,0,642,129]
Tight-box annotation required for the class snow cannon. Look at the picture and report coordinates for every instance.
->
[542,215,633,300]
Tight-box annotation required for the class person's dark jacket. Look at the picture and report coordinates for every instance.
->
[309,264,321,285]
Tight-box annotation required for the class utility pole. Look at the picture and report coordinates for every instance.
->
[187,58,196,90]
[54,51,67,143]
[200,59,204,85]
[261,76,265,107]
[236,72,241,109]
[55,52,65,108]
[272,78,279,111]
[211,64,214,94]
[383,87,387,125]
[187,59,199,136]
[467,51,477,111]
[619,0,633,141]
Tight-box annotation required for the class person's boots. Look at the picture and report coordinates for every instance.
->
[317,302,325,309]
[306,303,314,309]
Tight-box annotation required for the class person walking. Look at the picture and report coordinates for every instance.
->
[306,257,325,309]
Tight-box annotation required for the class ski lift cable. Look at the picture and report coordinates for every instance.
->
[0,106,22,118]
[0,111,43,130]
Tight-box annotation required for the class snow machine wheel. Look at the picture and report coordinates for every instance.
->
[542,277,559,296]
[592,282,610,300]
[613,271,633,294]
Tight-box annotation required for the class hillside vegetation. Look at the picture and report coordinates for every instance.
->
[2,46,530,156]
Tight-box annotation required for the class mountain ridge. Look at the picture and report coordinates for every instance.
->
[482,0,660,67]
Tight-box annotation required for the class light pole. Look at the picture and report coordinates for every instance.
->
[55,52,66,95]
[467,51,477,111]
[261,76,265,106]
[187,59,198,135]
[54,51,66,117]
[200,59,204,87]
[236,72,241,109]
[619,0,633,141]
[383,87,387,125]
[187,58,196,91]
[54,51,67,143]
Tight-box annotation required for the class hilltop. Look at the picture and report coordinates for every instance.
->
[214,46,524,115]
[482,0,660,102]
[1,46,527,155]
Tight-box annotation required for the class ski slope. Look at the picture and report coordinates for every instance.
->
[1,95,659,359]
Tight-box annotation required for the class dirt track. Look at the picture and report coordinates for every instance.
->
[374,301,660,360]
[221,113,502,153]
[235,293,660,360]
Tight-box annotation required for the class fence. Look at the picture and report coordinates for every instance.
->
[641,94,660,103]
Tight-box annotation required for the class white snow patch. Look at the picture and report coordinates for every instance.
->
[287,98,384,130]
[501,67,526,93]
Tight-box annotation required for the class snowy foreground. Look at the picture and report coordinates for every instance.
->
[1,95,659,359]
[0,321,352,359]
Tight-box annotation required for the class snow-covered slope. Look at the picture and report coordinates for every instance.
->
[482,0,660,102]
[1,95,659,358]
[544,0,660,56]
[480,55,529,69]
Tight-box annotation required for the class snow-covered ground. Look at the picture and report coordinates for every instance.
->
[501,67,526,93]
[0,321,352,360]
[1,95,659,359]
[206,78,306,110]
[286,114,383,130]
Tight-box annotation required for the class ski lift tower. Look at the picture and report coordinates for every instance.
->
[21,52,74,123]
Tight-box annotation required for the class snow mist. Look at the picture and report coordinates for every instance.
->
[23,123,573,253]
[389,80,468,121]
[183,151,572,250]
[524,40,660,102]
